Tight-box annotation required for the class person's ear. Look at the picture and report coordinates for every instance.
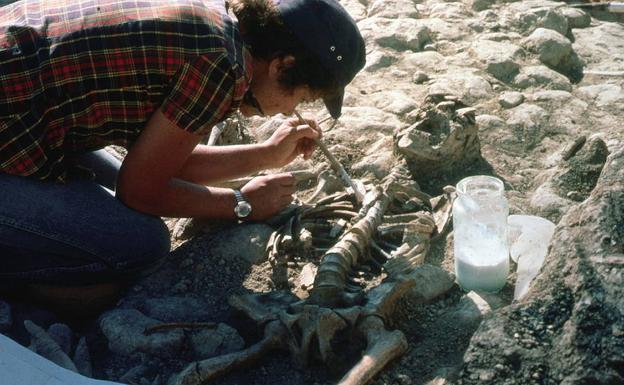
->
[268,55,296,80]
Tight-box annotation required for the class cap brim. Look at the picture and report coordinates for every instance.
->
[323,88,345,119]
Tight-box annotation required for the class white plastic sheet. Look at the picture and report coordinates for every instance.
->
[0,333,125,385]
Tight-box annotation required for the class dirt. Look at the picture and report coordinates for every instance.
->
[2,1,624,385]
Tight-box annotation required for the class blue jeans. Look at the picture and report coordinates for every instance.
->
[0,150,171,287]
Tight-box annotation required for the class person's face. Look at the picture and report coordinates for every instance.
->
[240,56,320,117]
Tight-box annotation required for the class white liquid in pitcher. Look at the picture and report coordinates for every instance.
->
[454,234,509,292]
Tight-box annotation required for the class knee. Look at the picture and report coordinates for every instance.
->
[114,217,171,271]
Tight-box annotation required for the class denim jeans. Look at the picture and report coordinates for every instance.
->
[0,150,171,287]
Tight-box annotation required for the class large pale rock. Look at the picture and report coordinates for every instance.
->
[499,91,525,109]
[576,84,624,108]
[510,4,569,36]
[419,17,470,41]
[334,106,404,135]
[470,39,524,82]
[364,50,398,72]
[370,90,419,116]
[461,144,624,385]
[138,296,215,323]
[573,23,624,73]
[359,18,432,52]
[368,0,419,19]
[189,323,245,360]
[476,114,506,132]
[203,223,274,265]
[429,2,472,19]
[530,90,573,103]
[559,7,591,29]
[400,51,447,73]
[513,65,572,91]
[99,309,185,357]
[428,73,494,105]
[521,28,572,68]
[467,0,495,12]
[504,104,549,151]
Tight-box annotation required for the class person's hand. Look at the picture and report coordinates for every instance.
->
[240,173,296,220]
[263,117,321,168]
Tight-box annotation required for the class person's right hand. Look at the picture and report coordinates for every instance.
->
[240,173,296,220]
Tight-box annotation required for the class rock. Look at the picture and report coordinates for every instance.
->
[530,90,573,102]
[189,323,245,360]
[512,5,569,36]
[24,320,78,373]
[499,91,525,109]
[335,106,404,136]
[576,84,624,108]
[99,309,185,357]
[429,3,471,19]
[559,7,591,29]
[204,223,274,265]
[428,73,494,105]
[521,28,572,68]
[450,291,492,326]
[47,323,73,355]
[513,65,572,92]
[476,114,505,132]
[467,0,495,12]
[368,0,418,19]
[505,103,549,150]
[401,51,447,73]
[406,264,455,304]
[0,300,11,332]
[73,337,93,377]
[419,17,469,41]
[120,365,149,385]
[364,50,397,72]
[529,182,573,223]
[573,23,624,73]
[138,296,215,323]
[359,18,431,52]
[370,90,419,116]
[470,39,524,82]
[412,71,429,84]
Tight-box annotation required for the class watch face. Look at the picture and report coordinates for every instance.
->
[235,201,252,218]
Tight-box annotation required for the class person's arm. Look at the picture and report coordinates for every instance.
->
[175,116,320,185]
[116,108,319,220]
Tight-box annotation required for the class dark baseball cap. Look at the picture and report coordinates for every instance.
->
[275,0,366,118]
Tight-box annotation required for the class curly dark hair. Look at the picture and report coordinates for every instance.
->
[228,0,338,96]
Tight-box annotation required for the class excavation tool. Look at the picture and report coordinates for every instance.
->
[570,2,624,12]
[294,110,366,203]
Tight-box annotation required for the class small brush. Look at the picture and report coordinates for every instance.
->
[294,110,365,203]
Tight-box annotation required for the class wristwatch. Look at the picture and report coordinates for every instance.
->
[233,189,252,219]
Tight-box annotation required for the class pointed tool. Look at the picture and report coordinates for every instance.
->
[294,110,366,203]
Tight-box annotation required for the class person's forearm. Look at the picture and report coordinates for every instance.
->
[119,177,238,219]
[176,143,275,184]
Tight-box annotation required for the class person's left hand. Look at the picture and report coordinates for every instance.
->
[263,117,321,168]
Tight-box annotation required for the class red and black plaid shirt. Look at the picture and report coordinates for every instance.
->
[0,0,252,181]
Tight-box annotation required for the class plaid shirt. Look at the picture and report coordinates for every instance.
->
[0,0,252,181]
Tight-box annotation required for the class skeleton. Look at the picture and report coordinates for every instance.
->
[168,94,476,385]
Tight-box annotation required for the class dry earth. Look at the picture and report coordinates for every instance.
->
[1,1,623,385]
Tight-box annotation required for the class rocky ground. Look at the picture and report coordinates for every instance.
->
[1,0,623,385]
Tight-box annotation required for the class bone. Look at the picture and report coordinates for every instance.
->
[170,320,288,385]
[24,320,79,373]
[294,110,366,203]
[338,316,408,385]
